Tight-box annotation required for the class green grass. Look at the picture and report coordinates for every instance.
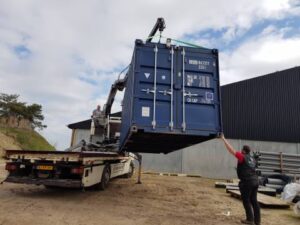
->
[0,127,55,151]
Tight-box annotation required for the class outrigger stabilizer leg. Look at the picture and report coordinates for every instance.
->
[134,153,142,184]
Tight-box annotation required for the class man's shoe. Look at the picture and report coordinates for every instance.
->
[241,219,254,225]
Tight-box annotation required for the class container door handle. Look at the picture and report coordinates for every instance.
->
[182,48,186,132]
[141,89,155,94]
[152,45,158,129]
[184,92,198,97]
[158,90,172,95]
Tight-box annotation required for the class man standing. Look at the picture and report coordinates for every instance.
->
[92,105,104,126]
[91,105,102,137]
[92,105,102,119]
[220,134,261,225]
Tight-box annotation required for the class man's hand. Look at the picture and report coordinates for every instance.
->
[219,133,236,156]
[219,133,225,140]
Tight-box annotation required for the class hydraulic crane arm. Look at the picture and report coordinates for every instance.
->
[103,76,127,117]
[147,17,166,43]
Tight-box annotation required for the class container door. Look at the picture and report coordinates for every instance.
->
[153,45,173,129]
[175,48,218,132]
[137,45,173,130]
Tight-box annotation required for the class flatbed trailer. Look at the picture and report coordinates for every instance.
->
[3,150,135,190]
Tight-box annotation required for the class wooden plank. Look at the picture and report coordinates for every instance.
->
[143,172,202,178]
[216,182,277,196]
[215,182,238,188]
[229,178,240,183]
[228,190,290,209]
[226,186,277,197]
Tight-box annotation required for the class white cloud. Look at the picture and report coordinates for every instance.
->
[220,32,300,84]
[0,0,299,149]
[262,0,290,13]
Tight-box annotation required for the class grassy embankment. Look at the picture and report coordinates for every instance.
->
[0,127,55,154]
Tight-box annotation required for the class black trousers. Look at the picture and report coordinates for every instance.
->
[239,180,261,225]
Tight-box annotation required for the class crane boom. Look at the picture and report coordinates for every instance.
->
[147,17,166,43]
[103,76,127,116]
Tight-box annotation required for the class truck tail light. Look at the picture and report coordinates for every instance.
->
[5,163,17,171]
[71,166,84,175]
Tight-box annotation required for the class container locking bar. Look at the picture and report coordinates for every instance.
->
[152,45,158,129]
[170,47,174,130]
[182,48,186,132]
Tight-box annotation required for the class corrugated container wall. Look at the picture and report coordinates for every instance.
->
[120,40,222,153]
[222,66,300,143]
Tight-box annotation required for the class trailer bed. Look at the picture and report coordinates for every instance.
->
[5,150,129,162]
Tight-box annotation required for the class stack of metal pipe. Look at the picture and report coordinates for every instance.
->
[265,178,286,189]
[255,151,300,179]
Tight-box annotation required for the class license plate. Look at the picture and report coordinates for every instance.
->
[37,165,53,170]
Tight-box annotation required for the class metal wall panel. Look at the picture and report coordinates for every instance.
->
[222,67,300,143]
[141,138,299,179]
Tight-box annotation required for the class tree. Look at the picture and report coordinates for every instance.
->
[0,93,47,130]
[24,103,47,129]
[0,93,23,117]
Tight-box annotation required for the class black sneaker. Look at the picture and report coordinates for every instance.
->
[241,219,254,225]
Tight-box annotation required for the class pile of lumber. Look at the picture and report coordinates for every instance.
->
[215,181,290,209]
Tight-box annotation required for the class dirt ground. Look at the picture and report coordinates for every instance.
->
[0,131,21,158]
[0,166,299,225]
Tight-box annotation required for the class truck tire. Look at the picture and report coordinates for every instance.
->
[96,164,110,190]
[125,162,134,178]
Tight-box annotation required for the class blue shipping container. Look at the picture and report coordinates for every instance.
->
[120,40,222,153]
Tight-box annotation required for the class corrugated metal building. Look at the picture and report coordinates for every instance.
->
[68,67,300,178]
[222,66,300,143]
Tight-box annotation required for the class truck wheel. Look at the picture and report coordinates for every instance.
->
[97,165,110,190]
[125,162,134,178]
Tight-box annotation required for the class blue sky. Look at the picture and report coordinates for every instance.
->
[0,0,300,149]
[183,14,300,51]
